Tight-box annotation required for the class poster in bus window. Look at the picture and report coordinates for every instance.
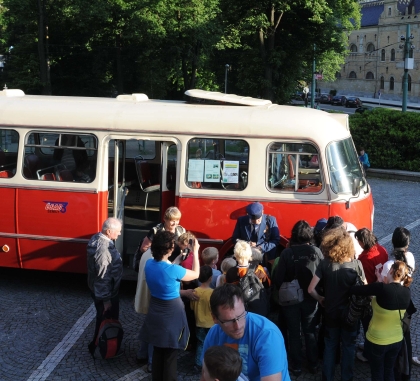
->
[204,160,220,182]
[222,161,239,183]
[188,159,204,182]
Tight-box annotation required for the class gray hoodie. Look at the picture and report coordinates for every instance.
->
[87,232,123,301]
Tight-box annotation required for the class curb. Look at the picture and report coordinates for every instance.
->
[367,168,420,182]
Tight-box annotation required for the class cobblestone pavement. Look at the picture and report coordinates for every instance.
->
[1,177,420,381]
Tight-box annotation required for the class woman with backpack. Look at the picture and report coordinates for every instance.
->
[274,220,323,376]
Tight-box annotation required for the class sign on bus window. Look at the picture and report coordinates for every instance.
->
[267,142,322,193]
[186,138,249,190]
[0,128,19,178]
[23,132,97,183]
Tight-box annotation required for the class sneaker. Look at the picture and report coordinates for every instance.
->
[358,342,365,351]
[412,357,420,366]
[356,351,368,362]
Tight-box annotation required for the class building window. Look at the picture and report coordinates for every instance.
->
[388,36,390,43]
[408,74,412,91]
[381,49,385,61]
[380,76,384,89]
[391,49,395,61]
[367,43,375,53]
[357,35,359,42]
[349,71,357,79]
[390,77,394,91]
[350,44,357,53]
[375,34,377,41]
[366,72,374,80]
[388,7,391,16]
[335,72,342,79]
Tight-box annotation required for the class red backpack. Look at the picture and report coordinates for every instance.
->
[92,315,124,359]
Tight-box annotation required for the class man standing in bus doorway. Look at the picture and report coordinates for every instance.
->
[232,202,280,265]
[87,217,123,355]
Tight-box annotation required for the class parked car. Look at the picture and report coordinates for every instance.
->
[355,105,374,114]
[345,97,362,108]
[319,93,332,104]
[331,95,347,106]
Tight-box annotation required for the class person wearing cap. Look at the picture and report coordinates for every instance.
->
[232,202,280,264]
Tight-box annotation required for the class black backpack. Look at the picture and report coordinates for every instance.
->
[239,261,270,317]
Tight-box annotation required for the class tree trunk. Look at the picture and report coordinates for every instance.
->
[116,34,123,95]
[37,0,51,94]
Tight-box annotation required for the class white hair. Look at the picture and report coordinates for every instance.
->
[102,217,122,232]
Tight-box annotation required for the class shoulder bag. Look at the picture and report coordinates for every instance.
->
[278,248,304,306]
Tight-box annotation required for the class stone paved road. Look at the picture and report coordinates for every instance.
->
[1,177,420,381]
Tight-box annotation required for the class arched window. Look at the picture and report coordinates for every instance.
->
[366,72,374,80]
[349,71,357,79]
[408,74,412,91]
[350,44,357,53]
[335,72,342,79]
[380,76,384,89]
[390,77,394,91]
[391,49,395,61]
[367,43,375,53]
[381,49,385,61]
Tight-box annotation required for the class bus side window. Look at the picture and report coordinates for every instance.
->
[186,138,249,190]
[0,128,19,178]
[23,132,97,182]
[267,142,322,193]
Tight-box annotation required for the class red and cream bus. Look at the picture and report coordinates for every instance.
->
[0,88,373,274]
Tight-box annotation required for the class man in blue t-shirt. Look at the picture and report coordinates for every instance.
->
[202,284,290,381]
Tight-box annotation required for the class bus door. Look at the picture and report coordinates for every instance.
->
[107,137,179,266]
[108,139,127,255]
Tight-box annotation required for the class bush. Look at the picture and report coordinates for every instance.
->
[350,108,420,171]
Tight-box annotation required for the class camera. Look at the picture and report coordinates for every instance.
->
[181,248,190,261]
[189,238,193,246]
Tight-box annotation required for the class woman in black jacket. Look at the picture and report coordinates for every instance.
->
[275,220,324,376]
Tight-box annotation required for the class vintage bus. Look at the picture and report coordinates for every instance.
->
[0,88,373,275]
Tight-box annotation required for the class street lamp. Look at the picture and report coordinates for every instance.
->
[401,25,414,112]
[225,64,230,93]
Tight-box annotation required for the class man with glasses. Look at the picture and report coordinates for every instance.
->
[201,284,290,381]
[231,202,280,264]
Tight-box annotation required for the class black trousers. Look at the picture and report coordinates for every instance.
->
[152,347,178,381]
[91,293,120,342]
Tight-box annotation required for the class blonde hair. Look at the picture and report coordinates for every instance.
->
[234,240,252,265]
[177,231,195,244]
[164,206,181,221]
[321,228,354,263]
[220,257,236,274]
[201,247,219,265]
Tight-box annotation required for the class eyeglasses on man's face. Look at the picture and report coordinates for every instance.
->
[216,310,247,326]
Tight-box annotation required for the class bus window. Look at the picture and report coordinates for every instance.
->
[327,137,365,194]
[23,132,97,182]
[267,142,322,192]
[186,138,249,190]
[0,128,19,178]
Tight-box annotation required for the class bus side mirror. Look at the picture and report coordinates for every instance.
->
[352,178,360,196]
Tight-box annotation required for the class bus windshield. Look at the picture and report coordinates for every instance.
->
[327,137,365,194]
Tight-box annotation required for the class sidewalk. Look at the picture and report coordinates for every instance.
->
[368,167,420,182]
[359,96,420,110]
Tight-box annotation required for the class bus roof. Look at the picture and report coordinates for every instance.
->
[0,90,350,145]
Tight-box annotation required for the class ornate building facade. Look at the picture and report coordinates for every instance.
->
[323,0,420,102]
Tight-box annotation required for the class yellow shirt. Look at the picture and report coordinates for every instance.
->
[366,297,405,345]
[190,287,214,328]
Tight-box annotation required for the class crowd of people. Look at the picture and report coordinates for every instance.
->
[86,202,417,381]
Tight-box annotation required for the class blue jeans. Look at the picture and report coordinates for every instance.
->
[195,327,210,367]
[365,339,402,381]
[322,325,357,381]
[282,298,318,369]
